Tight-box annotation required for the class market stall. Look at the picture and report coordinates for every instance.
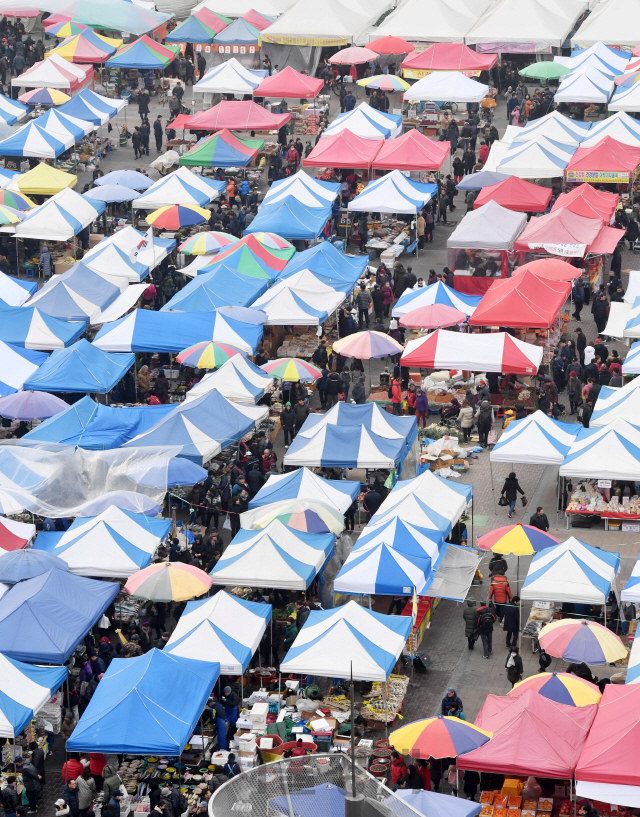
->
[565,135,640,187]
[497,136,577,179]
[590,375,640,426]
[0,304,85,350]
[400,42,497,79]
[472,176,552,213]
[491,411,580,465]
[446,201,527,294]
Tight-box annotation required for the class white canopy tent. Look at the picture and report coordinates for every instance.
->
[608,80,640,112]
[372,0,489,41]
[263,170,339,207]
[323,102,402,140]
[498,136,577,178]
[482,140,511,172]
[466,0,582,48]
[250,285,332,325]
[520,537,619,605]
[403,71,488,103]
[193,58,264,96]
[622,341,640,374]
[347,170,435,214]
[590,376,640,426]
[554,69,614,104]
[192,0,291,17]
[133,171,221,210]
[186,354,272,402]
[562,42,632,72]
[447,200,527,250]
[85,226,171,271]
[279,600,411,681]
[571,0,640,46]
[511,111,591,146]
[491,410,580,465]
[260,0,371,45]
[15,188,103,242]
[579,111,640,147]
[559,418,640,480]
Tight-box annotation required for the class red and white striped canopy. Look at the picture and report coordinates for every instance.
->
[400,329,543,374]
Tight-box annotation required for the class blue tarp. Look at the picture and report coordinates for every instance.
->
[93,309,263,354]
[121,389,264,464]
[161,267,266,312]
[66,649,220,754]
[30,263,121,321]
[0,568,119,663]
[244,197,331,240]
[0,304,86,350]
[23,395,174,449]
[278,241,367,288]
[0,656,67,738]
[395,789,481,817]
[23,339,135,394]
[106,39,172,70]
[270,784,347,817]
[248,468,360,510]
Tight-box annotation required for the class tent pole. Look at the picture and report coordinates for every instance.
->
[383,682,388,739]
[471,494,474,548]
[270,616,273,668]
[490,459,497,514]
[277,670,281,713]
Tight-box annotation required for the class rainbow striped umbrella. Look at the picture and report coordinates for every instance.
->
[178,231,239,255]
[18,87,71,106]
[391,716,492,759]
[476,524,560,556]
[0,190,35,210]
[260,358,322,382]
[124,562,212,602]
[539,619,627,665]
[242,499,345,534]
[357,74,410,92]
[176,341,245,369]
[250,232,295,252]
[509,672,601,707]
[44,19,88,36]
[332,330,403,360]
[0,205,24,225]
[147,204,210,230]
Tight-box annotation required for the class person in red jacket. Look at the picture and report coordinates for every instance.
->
[89,753,107,790]
[391,378,402,415]
[62,754,84,783]
[489,574,512,622]
[390,752,407,788]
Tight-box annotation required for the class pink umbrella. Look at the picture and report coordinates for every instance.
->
[399,304,467,329]
[332,330,403,359]
[329,46,379,65]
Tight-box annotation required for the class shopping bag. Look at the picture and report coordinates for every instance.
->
[222,514,232,531]
[498,496,509,507]
[521,495,528,507]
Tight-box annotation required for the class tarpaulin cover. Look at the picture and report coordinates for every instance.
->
[553,183,619,223]
[447,201,527,250]
[567,135,640,173]
[280,600,411,681]
[269,784,348,817]
[249,467,360,513]
[23,339,134,394]
[458,688,597,778]
[511,258,582,282]
[304,129,382,168]
[279,241,367,288]
[212,17,259,44]
[468,269,571,328]
[401,328,544,373]
[165,590,271,673]
[23,395,174,449]
[0,517,35,551]
[0,304,85,350]
[48,30,118,62]
[401,42,496,71]
[26,263,123,322]
[185,100,290,131]
[164,15,216,42]
[0,568,119,663]
[0,654,66,737]
[254,66,324,98]
[66,649,220,753]
[93,309,263,354]
[473,176,552,213]
[575,684,640,786]
[106,35,176,69]
[372,128,450,171]
[283,402,417,469]
[394,790,481,817]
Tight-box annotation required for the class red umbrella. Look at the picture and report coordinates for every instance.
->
[329,46,378,65]
[368,36,414,55]
[399,303,466,329]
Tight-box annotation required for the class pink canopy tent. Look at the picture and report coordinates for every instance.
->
[473,176,552,213]
[468,269,570,329]
[372,128,449,171]
[401,43,497,78]
[185,100,290,131]
[514,206,624,260]
[304,130,382,168]
[512,258,582,282]
[254,66,324,99]
[242,9,274,30]
[400,328,543,374]
[553,183,619,223]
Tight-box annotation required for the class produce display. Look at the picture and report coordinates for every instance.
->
[361,674,409,724]
[566,481,640,517]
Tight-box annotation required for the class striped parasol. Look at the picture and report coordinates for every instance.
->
[260,358,322,382]
[147,204,210,230]
[178,231,240,255]
[124,563,212,602]
[476,524,560,556]
[391,716,492,759]
[241,499,345,534]
[176,341,246,369]
[509,672,601,707]
[332,330,403,360]
[0,190,35,210]
[538,619,627,665]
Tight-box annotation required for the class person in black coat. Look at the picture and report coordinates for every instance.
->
[502,597,520,648]
[505,646,523,687]
[501,472,525,518]
[592,293,610,336]
[529,506,549,531]
[281,403,295,447]
[246,465,264,497]
[371,285,384,323]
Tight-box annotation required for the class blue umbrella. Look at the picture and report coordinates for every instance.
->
[0,548,69,584]
[95,169,153,190]
[83,184,141,203]
[456,171,510,191]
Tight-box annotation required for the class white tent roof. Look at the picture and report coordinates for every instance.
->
[590,375,640,426]
[185,361,267,404]
[192,0,291,17]
[511,111,591,146]
[482,140,511,172]
[559,418,640,480]
[86,225,170,271]
[248,468,356,514]
[498,136,577,178]
[91,284,148,326]
[133,174,212,210]
[608,80,640,112]
[347,169,435,214]
[580,111,640,146]
[39,109,96,142]
[279,600,411,681]
[323,102,402,140]
[209,519,333,590]
[260,0,371,43]
[253,270,346,310]
[373,0,489,41]
[264,170,339,207]
[0,270,32,306]
[404,71,489,103]
[602,300,633,339]
[11,53,89,89]
[623,341,640,374]
[466,0,581,46]
[491,410,579,465]
[251,285,337,325]
[165,590,270,673]
[554,69,614,104]
[181,254,215,278]
[447,200,527,249]
[193,58,263,96]
[334,541,432,595]
[565,42,632,71]
[571,0,640,46]
[51,505,166,552]
[15,188,103,242]
[0,653,66,738]
[371,469,471,530]
[83,242,149,284]
[521,536,619,605]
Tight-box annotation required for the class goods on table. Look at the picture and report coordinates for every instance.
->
[567,480,640,516]
[361,674,409,725]
[277,333,323,359]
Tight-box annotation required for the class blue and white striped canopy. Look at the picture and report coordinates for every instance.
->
[353,516,444,561]
[0,93,28,125]
[334,542,433,596]
[280,600,411,681]
[165,590,271,673]
[0,653,67,737]
[559,418,640,480]
[249,467,359,514]
[393,280,481,318]
[491,410,579,465]
[0,120,67,157]
[0,304,86,350]
[0,340,48,396]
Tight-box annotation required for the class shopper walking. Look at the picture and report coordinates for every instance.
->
[505,646,523,687]
[475,603,496,659]
[458,399,474,442]
[463,598,478,650]
[503,596,520,649]
[489,573,512,621]
[475,399,493,447]
[500,471,525,518]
